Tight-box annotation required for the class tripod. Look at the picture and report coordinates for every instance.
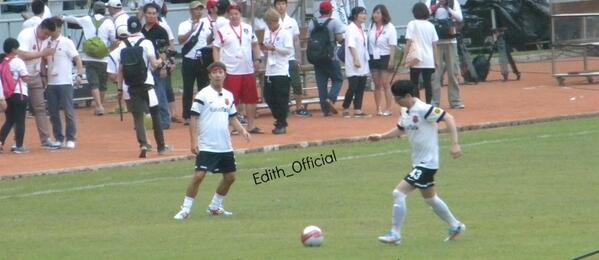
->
[488,29,521,81]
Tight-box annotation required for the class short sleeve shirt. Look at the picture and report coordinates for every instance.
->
[178,18,211,59]
[17,27,49,76]
[190,86,237,152]
[368,22,397,57]
[3,57,29,96]
[46,36,79,85]
[107,45,130,100]
[280,14,300,60]
[405,20,438,69]
[344,22,369,77]
[397,98,446,169]
[214,22,257,75]
[308,16,346,44]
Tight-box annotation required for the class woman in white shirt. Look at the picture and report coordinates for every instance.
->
[402,2,438,104]
[341,6,370,118]
[0,38,32,154]
[368,4,396,116]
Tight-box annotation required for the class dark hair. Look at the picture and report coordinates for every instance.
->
[143,2,160,13]
[3,37,19,54]
[50,16,64,28]
[371,4,391,25]
[207,61,227,72]
[32,0,44,15]
[391,80,416,98]
[39,18,57,32]
[348,6,366,22]
[273,0,286,4]
[216,0,230,15]
[412,2,430,20]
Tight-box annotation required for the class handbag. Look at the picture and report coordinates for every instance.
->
[181,22,204,56]
[404,38,422,68]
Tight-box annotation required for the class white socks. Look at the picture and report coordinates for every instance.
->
[182,196,195,212]
[425,195,460,227]
[209,193,225,209]
[392,189,407,235]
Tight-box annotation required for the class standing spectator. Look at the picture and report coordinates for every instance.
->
[173,62,250,220]
[213,4,263,134]
[44,18,84,149]
[262,8,293,134]
[426,0,465,109]
[274,0,310,117]
[308,1,346,117]
[212,0,230,36]
[107,26,132,113]
[107,0,129,43]
[21,0,51,23]
[117,16,170,157]
[341,6,370,118]
[17,18,62,149]
[0,38,31,154]
[368,4,396,117]
[178,1,211,126]
[63,1,116,116]
[22,0,45,29]
[141,3,171,130]
[403,2,438,104]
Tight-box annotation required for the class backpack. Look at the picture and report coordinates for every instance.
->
[82,16,110,58]
[470,54,490,82]
[0,57,20,99]
[307,18,334,65]
[120,39,148,87]
[430,0,460,39]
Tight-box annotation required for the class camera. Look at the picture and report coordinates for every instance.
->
[155,39,177,59]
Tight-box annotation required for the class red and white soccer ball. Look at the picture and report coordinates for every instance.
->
[301,225,324,247]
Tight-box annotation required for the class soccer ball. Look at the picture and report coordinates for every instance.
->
[301,225,324,247]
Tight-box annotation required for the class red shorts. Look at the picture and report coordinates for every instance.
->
[224,74,258,104]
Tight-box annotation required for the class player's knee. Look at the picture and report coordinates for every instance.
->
[393,189,406,202]
[192,172,205,184]
[224,173,236,183]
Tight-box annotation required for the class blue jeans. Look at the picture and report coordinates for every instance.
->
[46,84,77,142]
[152,73,171,129]
[314,60,344,114]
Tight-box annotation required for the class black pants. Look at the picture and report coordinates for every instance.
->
[263,76,290,128]
[182,58,209,120]
[410,68,435,104]
[342,76,367,110]
[0,94,28,147]
[129,85,165,150]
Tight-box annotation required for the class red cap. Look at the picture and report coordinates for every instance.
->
[207,0,217,9]
[228,3,241,12]
[319,1,333,13]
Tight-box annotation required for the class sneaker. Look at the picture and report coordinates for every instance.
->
[445,223,466,241]
[42,140,62,150]
[139,145,149,158]
[173,207,190,220]
[382,111,393,117]
[450,104,465,109]
[342,110,351,118]
[295,109,312,117]
[12,146,29,154]
[206,206,233,216]
[272,127,286,135]
[378,229,401,245]
[94,108,105,116]
[64,141,76,149]
[353,111,371,118]
[158,145,172,155]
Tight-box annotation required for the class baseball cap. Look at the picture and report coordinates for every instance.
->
[207,0,217,9]
[319,1,333,13]
[105,0,122,8]
[189,1,204,9]
[127,16,142,33]
[116,25,129,38]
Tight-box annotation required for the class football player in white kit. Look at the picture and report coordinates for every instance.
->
[369,80,466,245]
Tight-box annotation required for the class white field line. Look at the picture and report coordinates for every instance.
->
[0,130,596,201]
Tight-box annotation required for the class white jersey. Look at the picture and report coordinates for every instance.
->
[214,22,257,75]
[190,86,237,153]
[397,98,446,169]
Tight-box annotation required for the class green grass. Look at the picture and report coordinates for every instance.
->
[1,118,598,259]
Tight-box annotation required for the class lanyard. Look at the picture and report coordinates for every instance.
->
[230,23,242,45]
[356,23,365,47]
[268,27,281,46]
[48,39,60,62]
[33,29,41,52]
[374,24,384,44]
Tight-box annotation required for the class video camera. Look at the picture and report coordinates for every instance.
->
[155,39,177,59]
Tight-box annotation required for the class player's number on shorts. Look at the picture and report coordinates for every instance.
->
[409,169,423,180]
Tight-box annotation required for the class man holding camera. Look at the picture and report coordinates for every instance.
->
[142,2,172,130]
[426,0,464,109]
[178,1,212,126]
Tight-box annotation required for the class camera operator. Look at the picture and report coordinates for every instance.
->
[142,2,172,130]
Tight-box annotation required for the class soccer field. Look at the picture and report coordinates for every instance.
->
[1,118,598,259]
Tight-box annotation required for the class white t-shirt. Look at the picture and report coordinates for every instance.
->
[263,27,293,76]
[17,27,49,76]
[63,14,116,62]
[159,21,175,41]
[190,86,237,153]
[22,16,42,30]
[214,22,257,75]
[112,11,130,37]
[46,36,79,85]
[397,98,446,169]
[42,5,51,19]
[107,46,130,100]
[279,13,300,61]
[405,20,438,69]
[368,22,397,57]
[178,18,211,59]
[212,16,229,38]
[1,57,29,96]
[344,22,369,77]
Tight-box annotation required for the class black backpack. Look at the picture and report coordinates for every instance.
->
[120,39,148,87]
[470,54,490,82]
[307,18,334,65]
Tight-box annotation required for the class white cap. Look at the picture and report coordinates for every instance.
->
[116,25,129,37]
[106,0,122,8]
